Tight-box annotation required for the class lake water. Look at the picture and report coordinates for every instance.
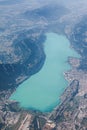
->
[10,33,79,112]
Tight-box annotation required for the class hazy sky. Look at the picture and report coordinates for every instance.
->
[0,0,87,45]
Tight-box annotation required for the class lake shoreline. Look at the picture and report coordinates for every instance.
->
[10,33,80,113]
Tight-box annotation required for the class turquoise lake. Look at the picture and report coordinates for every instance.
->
[10,33,79,112]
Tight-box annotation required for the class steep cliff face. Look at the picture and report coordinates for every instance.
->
[0,29,46,90]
